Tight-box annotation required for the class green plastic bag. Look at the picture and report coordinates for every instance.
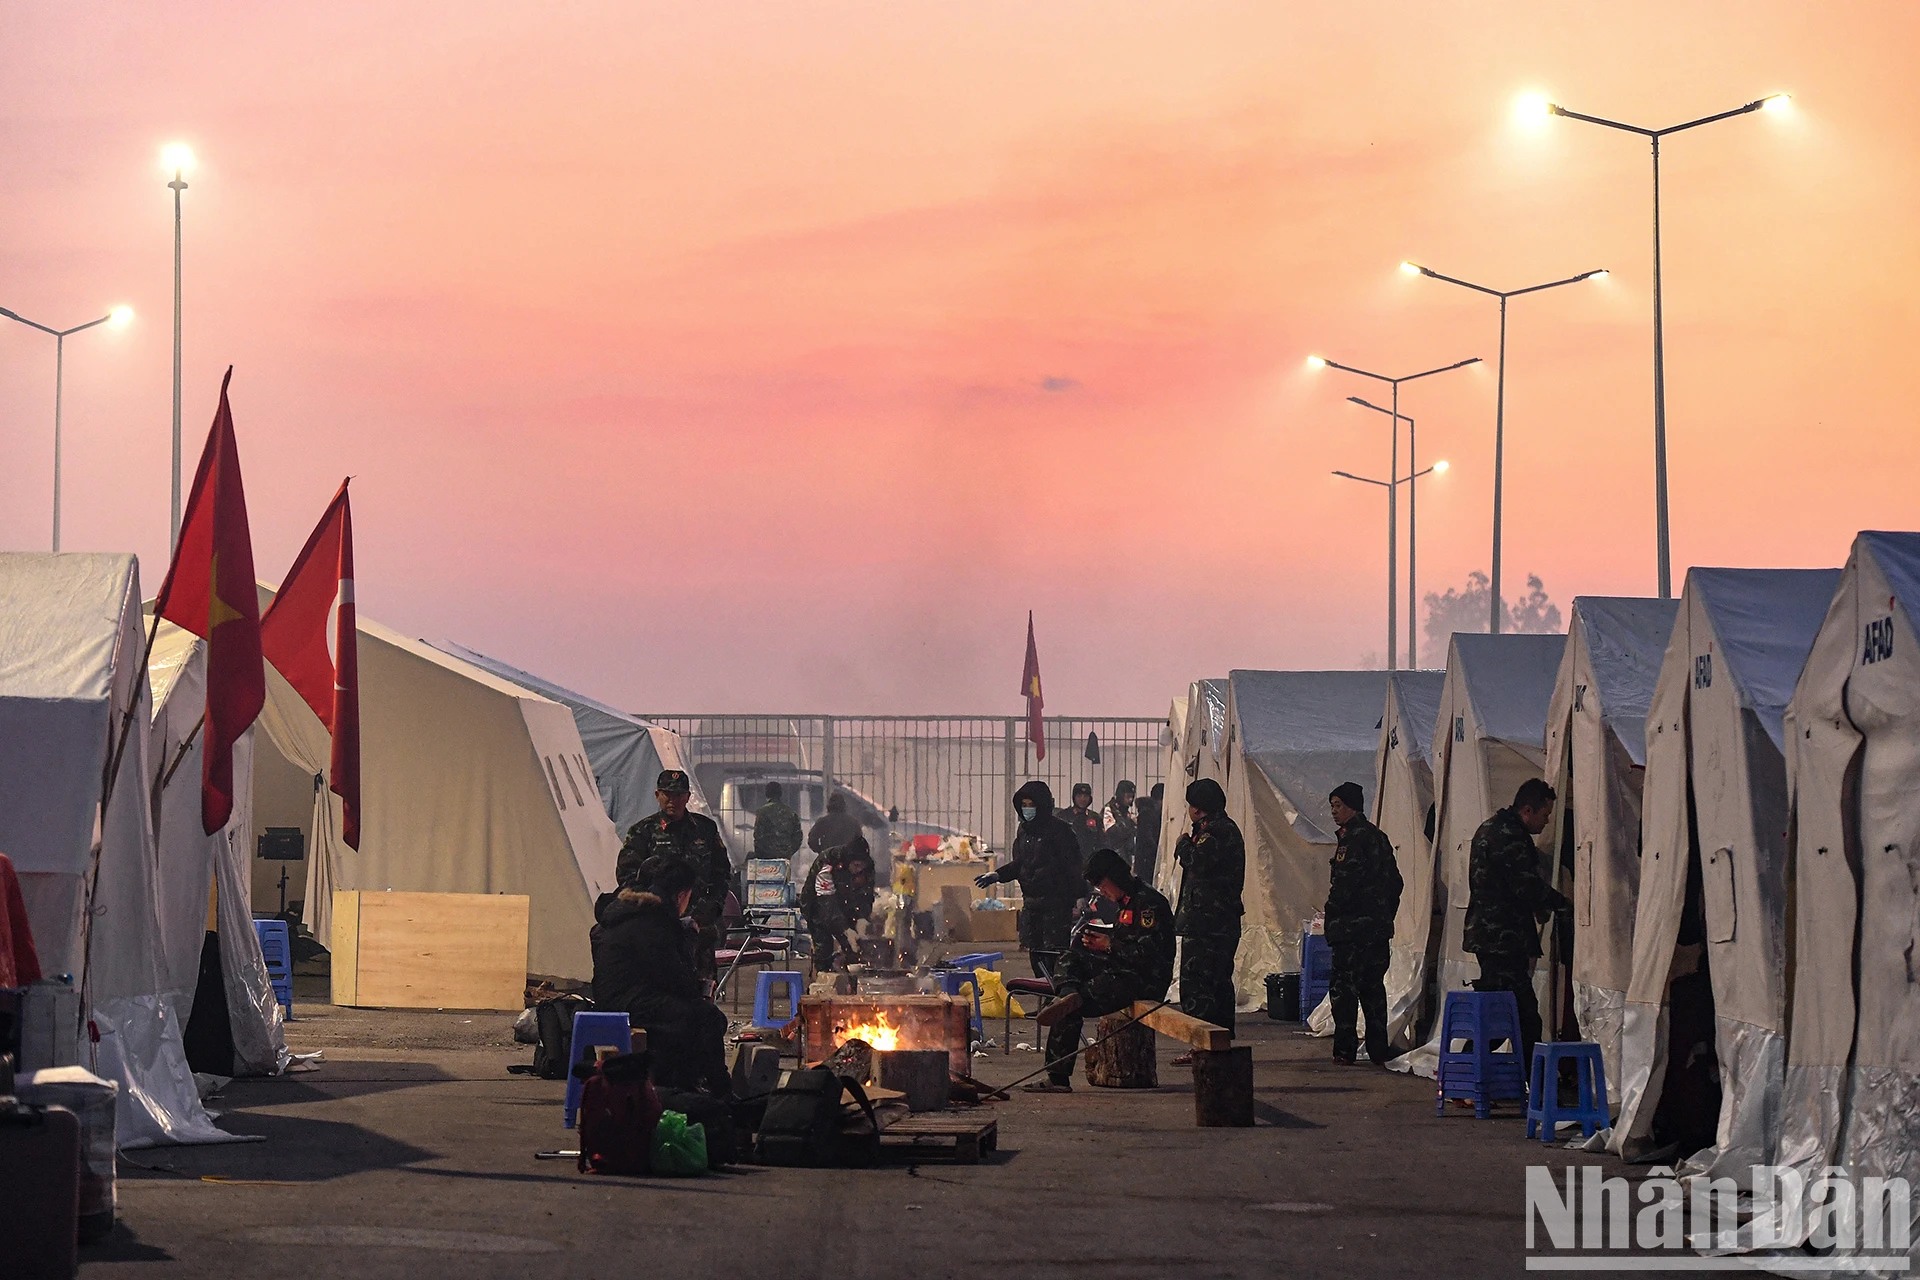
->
[650,1110,709,1176]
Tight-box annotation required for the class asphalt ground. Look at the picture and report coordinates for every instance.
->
[75,973,1641,1279]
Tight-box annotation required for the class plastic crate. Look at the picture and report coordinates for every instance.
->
[1300,933,1333,1019]
[745,859,789,883]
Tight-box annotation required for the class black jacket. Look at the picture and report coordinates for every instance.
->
[806,809,864,854]
[1324,814,1403,948]
[800,838,877,925]
[591,889,703,1022]
[1061,803,1104,858]
[999,781,1084,902]
[1173,809,1245,936]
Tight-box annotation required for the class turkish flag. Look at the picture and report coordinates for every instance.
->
[260,480,361,849]
[1020,611,1045,761]
[154,368,266,835]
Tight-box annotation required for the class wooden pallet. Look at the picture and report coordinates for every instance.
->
[877,1112,998,1164]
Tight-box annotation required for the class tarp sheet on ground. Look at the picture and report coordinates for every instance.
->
[1374,670,1446,1049]
[257,596,623,980]
[1541,597,1678,1097]
[1398,633,1566,1078]
[1610,566,1839,1179]
[433,643,713,836]
[1218,670,1392,1008]
[0,552,246,1146]
[1761,532,1920,1262]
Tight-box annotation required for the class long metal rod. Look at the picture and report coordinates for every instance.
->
[1388,383,1399,671]
[1491,298,1508,634]
[1407,413,1417,667]
[170,169,187,551]
[1651,134,1670,599]
[53,333,65,552]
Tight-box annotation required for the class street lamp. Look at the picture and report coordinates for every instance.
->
[1348,395,1442,666]
[1400,262,1606,632]
[1333,458,1450,671]
[1306,354,1480,669]
[1,304,134,551]
[162,142,195,551]
[1530,92,1790,598]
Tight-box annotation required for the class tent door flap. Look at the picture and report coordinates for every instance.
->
[1703,846,1736,945]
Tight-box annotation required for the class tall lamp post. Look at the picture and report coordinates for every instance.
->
[1307,354,1479,669]
[1,304,134,551]
[1400,262,1606,632]
[1520,91,1790,598]
[162,142,195,551]
[1333,457,1449,670]
[1347,396,1451,667]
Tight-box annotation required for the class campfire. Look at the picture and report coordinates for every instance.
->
[799,994,973,1078]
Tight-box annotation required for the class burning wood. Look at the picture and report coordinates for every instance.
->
[799,994,973,1079]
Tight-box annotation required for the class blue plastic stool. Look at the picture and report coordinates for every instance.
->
[932,968,985,1042]
[1300,934,1333,1020]
[1527,1042,1610,1142]
[252,919,294,1019]
[562,1011,634,1129]
[948,952,1004,972]
[1435,990,1526,1118]
[752,971,805,1030]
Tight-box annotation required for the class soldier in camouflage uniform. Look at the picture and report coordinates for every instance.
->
[752,781,803,864]
[617,769,733,977]
[1464,777,1569,1070]
[1062,782,1104,859]
[1324,782,1404,1065]
[1173,777,1244,1055]
[1025,849,1177,1092]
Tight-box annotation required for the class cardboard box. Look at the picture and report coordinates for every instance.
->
[964,908,1021,943]
[331,890,529,1010]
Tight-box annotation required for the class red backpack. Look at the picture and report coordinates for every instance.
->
[575,1052,663,1176]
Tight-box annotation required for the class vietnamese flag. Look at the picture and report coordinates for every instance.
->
[1020,611,1045,761]
[154,368,266,835]
[260,480,361,848]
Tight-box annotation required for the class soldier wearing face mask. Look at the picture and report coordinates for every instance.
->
[975,780,1082,977]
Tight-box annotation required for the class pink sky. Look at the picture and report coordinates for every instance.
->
[3,2,1916,714]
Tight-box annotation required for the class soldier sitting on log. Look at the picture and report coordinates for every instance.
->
[1024,849,1177,1094]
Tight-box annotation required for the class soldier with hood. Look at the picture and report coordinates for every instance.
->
[590,859,731,1096]
[975,780,1083,976]
[799,832,878,970]
[1172,777,1244,1061]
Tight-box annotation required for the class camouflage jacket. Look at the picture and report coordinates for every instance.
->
[1061,882,1177,1000]
[752,799,803,861]
[1062,805,1104,858]
[1463,806,1569,958]
[1324,814,1403,948]
[616,810,733,926]
[1173,811,1245,936]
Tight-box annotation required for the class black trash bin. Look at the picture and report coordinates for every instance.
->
[1267,972,1301,1021]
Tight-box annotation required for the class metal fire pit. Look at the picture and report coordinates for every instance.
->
[798,994,972,1079]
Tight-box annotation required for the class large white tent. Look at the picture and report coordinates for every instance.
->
[1540,597,1678,1093]
[1152,679,1226,905]
[0,553,242,1146]
[253,597,623,980]
[1400,632,1566,1077]
[1375,669,1446,1049]
[1609,567,1838,1176]
[433,642,713,838]
[1765,533,1920,1259]
[1216,670,1392,1006]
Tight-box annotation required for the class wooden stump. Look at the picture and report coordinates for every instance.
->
[874,1048,949,1112]
[1084,1012,1158,1088]
[1192,1045,1254,1126]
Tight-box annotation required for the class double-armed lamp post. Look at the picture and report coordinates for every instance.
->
[0,304,134,551]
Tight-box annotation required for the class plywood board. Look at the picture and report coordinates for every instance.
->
[331,890,529,1010]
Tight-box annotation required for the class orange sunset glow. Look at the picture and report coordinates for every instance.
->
[4,3,1916,713]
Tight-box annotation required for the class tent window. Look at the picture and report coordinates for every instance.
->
[1703,846,1736,944]
[545,757,567,810]
[558,755,587,808]
[1578,840,1594,928]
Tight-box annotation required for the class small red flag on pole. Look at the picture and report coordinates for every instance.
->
[153,368,266,835]
[1021,611,1046,761]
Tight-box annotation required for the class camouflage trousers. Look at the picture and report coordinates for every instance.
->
[1178,932,1239,1035]
[1329,939,1391,1063]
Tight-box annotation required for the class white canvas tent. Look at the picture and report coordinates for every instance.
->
[1152,679,1226,905]
[432,643,713,837]
[1764,533,1920,1258]
[252,596,623,981]
[1375,669,1446,1049]
[1217,670,1392,1007]
[1540,597,1678,1093]
[1609,567,1838,1176]
[147,622,290,1077]
[1399,632,1566,1077]
[1144,692,1189,891]
[0,553,244,1146]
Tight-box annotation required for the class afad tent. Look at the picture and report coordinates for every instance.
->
[1217,670,1392,1006]
[148,623,290,1077]
[1609,567,1838,1178]
[0,553,244,1146]
[1374,670,1446,1049]
[1767,533,1920,1258]
[1152,679,1227,905]
[432,643,714,837]
[1540,597,1678,1093]
[251,595,622,980]
[1400,632,1566,1078]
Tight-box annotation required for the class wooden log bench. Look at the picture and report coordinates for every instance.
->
[1126,1002,1253,1127]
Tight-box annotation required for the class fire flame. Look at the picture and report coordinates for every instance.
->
[834,1013,902,1053]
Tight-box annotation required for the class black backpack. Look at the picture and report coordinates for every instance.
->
[653,1088,739,1168]
[532,995,594,1080]
[753,1068,880,1167]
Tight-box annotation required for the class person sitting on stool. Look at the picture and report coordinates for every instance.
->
[1026,849,1177,1094]
[590,859,732,1096]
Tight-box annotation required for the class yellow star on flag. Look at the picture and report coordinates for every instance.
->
[209,552,244,630]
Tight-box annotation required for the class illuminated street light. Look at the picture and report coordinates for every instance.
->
[0,303,134,550]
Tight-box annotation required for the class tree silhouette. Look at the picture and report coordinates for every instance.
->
[1423,571,1563,658]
